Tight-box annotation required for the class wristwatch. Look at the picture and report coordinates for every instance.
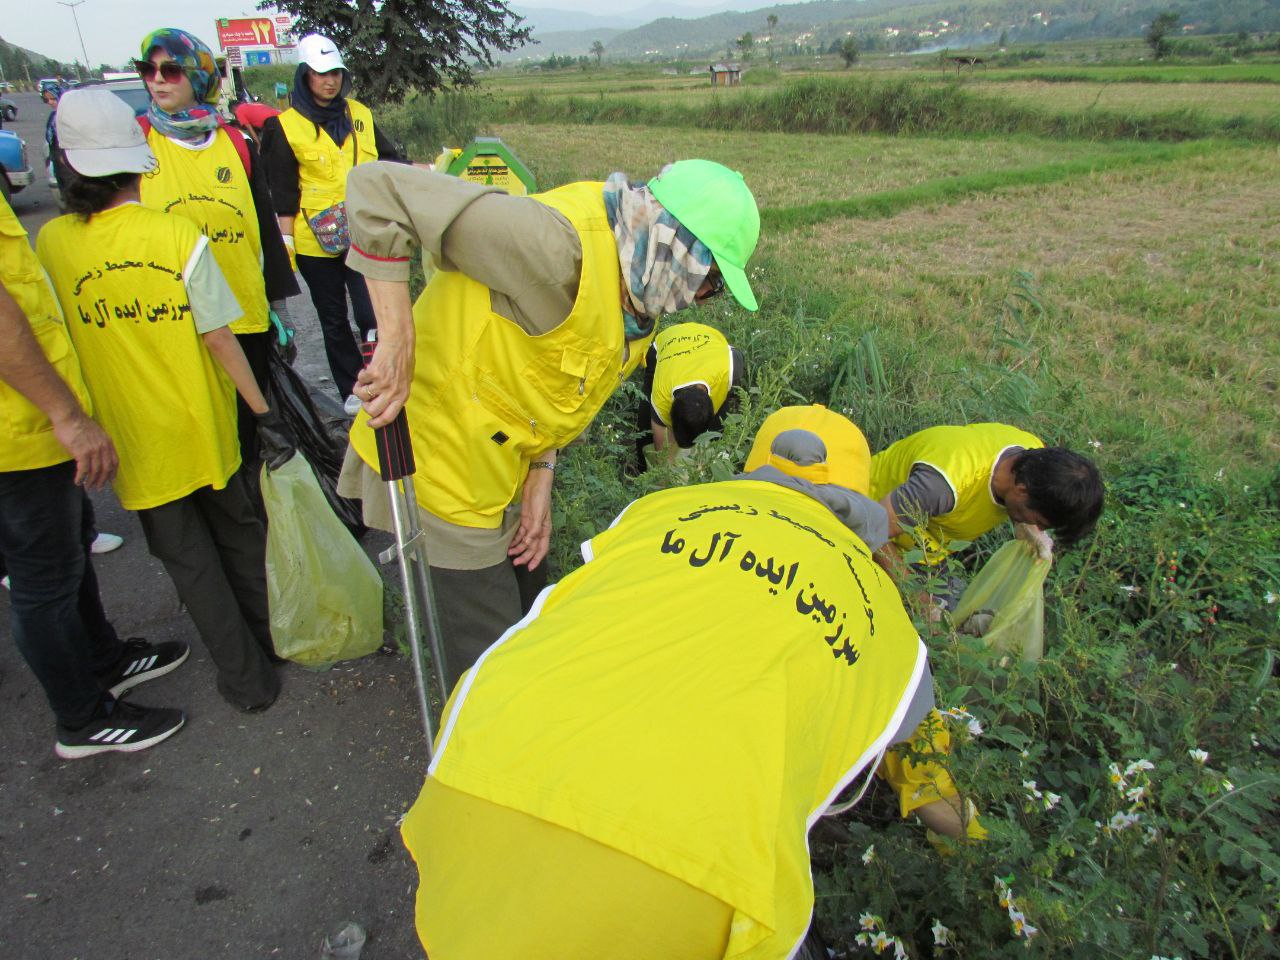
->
[529,460,556,472]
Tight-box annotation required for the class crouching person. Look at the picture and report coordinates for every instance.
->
[637,320,745,467]
[400,405,936,959]
[37,90,293,712]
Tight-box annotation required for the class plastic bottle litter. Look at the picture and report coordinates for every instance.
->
[319,921,366,960]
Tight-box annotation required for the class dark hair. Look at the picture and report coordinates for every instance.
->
[56,149,140,220]
[1013,447,1104,547]
[670,386,716,448]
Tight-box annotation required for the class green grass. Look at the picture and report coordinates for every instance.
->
[974,62,1280,84]
[969,80,1280,120]
[758,141,1219,229]
[481,123,1144,208]
[483,77,1280,142]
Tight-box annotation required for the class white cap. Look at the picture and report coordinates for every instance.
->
[56,89,156,177]
[297,34,345,73]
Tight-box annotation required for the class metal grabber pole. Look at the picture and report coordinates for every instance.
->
[360,332,450,764]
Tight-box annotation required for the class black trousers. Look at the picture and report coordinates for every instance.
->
[136,474,278,710]
[431,559,547,695]
[296,253,376,400]
[0,462,122,729]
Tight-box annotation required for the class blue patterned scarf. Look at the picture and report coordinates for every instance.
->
[603,171,713,340]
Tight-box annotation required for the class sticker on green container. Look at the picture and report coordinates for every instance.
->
[445,137,536,196]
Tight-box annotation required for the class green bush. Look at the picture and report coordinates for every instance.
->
[484,77,1280,142]
[547,272,1280,957]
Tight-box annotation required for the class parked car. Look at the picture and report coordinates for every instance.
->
[0,97,16,122]
[0,130,34,202]
[71,76,149,116]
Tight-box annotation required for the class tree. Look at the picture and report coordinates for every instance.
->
[1146,10,1180,60]
[736,32,755,61]
[998,29,1008,48]
[765,13,778,61]
[839,36,859,68]
[590,40,605,66]
[263,0,532,103]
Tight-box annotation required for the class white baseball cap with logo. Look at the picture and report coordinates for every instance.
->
[297,34,346,73]
[56,89,157,177]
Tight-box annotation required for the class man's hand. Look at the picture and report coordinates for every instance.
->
[1014,522,1054,562]
[358,278,415,428]
[52,412,117,489]
[509,465,554,571]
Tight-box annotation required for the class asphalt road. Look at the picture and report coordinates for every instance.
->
[1,91,430,960]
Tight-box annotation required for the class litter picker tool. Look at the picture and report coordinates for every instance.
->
[360,332,449,762]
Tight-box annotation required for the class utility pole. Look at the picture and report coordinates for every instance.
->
[58,0,91,79]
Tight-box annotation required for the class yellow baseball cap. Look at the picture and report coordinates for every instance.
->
[744,405,872,495]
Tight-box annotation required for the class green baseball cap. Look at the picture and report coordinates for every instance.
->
[648,159,760,312]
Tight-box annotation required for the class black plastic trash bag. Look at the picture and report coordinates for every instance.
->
[266,351,365,533]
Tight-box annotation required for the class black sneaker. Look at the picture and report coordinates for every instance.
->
[101,638,189,698]
[55,701,185,760]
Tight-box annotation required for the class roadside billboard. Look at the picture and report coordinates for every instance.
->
[214,17,278,50]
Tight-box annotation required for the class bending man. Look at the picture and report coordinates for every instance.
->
[637,320,745,468]
[401,405,933,959]
[340,159,760,689]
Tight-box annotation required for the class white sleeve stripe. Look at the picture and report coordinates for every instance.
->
[182,234,210,290]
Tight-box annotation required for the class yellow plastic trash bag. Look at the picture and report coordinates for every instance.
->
[952,539,1050,662]
[879,710,988,842]
[261,454,384,667]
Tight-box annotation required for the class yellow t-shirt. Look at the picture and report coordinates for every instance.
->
[0,197,93,473]
[649,321,733,427]
[426,479,926,959]
[141,127,269,335]
[36,204,241,509]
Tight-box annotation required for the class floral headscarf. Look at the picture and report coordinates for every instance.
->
[139,28,222,143]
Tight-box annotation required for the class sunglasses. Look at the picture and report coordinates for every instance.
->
[697,269,725,302]
[134,60,186,83]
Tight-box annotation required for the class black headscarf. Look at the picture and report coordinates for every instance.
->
[291,63,354,145]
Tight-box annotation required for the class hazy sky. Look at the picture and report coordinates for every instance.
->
[7,1,273,67]
[6,0,777,67]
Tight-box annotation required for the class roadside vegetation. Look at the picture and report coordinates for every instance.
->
[246,41,1280,956]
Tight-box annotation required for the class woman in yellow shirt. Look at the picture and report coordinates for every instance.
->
[132,27,299,479]
[39,90,294,712]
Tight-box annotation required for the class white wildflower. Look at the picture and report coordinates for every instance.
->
[1124,759,1155,777]
[861,844,876,866]
[1088,439,1102,449]
[966,717,984,737]
[1222,779,1235,792]
[1043,791,1062,811]
[1214,468,1225,481]
[893,937,909,960]
[1106,811,1142,833]
[931,920,951,946]
[1188,748,1209,764]
[1125,784,1148,804]
[1178,501,1187,509]
[869,931,892,953]
[1264,591,1277,605]
[1120,584,1139,594]
[859,912,880,931]
[856,933,870,947]
[1023,780,1043,802]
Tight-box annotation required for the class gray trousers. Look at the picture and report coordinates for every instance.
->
[137,474,279,710]
[432,559,547,694]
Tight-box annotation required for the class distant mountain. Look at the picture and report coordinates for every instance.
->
[533,0,1280,60]
[0,36,73,81]
[509,5,647,32]
[508,27,627,59]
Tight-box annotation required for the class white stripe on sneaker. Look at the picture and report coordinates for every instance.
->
[113,729,137,744]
